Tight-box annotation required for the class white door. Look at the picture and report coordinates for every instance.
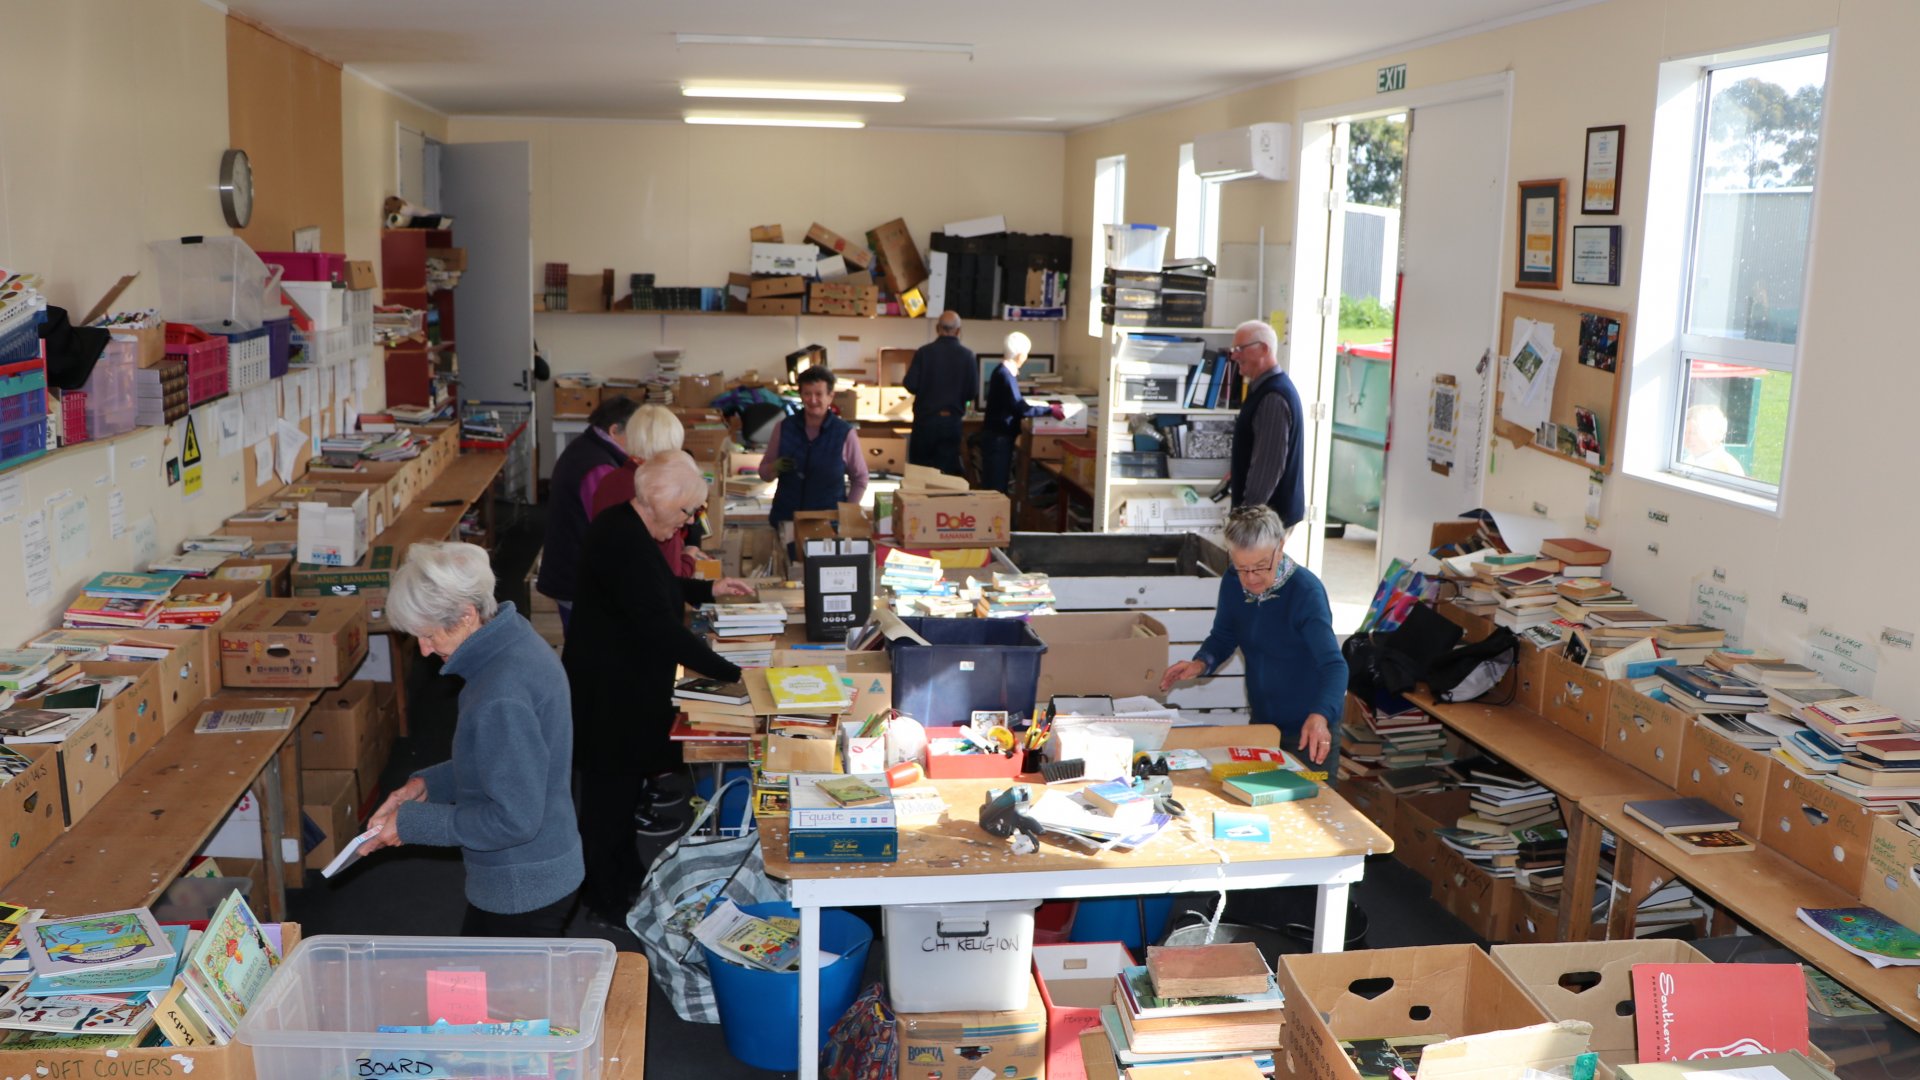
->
[438,142,534,406]
[1373,90,1509,568]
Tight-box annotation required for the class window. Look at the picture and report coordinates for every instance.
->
[1089,154,1127,336]
[1667,47,1827,498]
[1174,144,1220,263]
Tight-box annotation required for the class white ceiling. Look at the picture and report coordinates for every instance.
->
[229,0,1580,131]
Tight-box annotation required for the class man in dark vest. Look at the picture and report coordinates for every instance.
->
[759,366,869,551]
[1227,319,1306,530]
[537,396,639,634]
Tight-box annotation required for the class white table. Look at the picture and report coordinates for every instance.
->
[759,773,1390,1080]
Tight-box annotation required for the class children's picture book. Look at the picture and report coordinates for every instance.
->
[1795,907,1920,968]
[26,924,189,997]
[1630,962,1808,1061]
[82,572,181,599]
[692,899,800,973]
[180,891,279,1031]
[766,665,851,710]
[22,908,176,975]
[813,774,888,807]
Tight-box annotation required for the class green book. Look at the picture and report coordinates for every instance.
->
[1481,553,1539,565]
[1222,768,1319,806]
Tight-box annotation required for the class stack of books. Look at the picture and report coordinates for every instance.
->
[0,648,61,695]
[1338,700,1450,780]
[1459,762,1559,833]
[787,773,896,863]
[148,550,230,577]
[0,891,280,1049]
[701,601,787,641]
[1623,795,1754,856]
[668,677,757,743]
[63,572,183,631]
[1655,665,1770,715]
[1101,944,1281,1072]
[975,572,1057,618]
[155,591,234,627]
[878,550,963,616]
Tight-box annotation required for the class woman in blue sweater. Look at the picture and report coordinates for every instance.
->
[1161,506,1347,782]
[365,542,585,937]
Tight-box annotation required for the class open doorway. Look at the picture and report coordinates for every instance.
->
[1320,113,1406,633]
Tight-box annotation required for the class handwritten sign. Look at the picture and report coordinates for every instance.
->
[1780,592,1808,615]
[1813,626,1879,670]
[1883,627,1914,652]
[21,510,51,604]
[1690,577,1748,647]
[53,498,89,568]
[425,969,489,1025]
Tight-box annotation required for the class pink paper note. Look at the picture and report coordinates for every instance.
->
[426,969,490,1025]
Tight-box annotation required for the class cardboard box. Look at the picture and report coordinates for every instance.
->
[1675,720,1772,836]
[1032,612,1169,702]
[1514,640,1550,714]
[1602,683,1688,788]
[1504,889,1561,945]
[553,378,601,417]
[345,260,378,289]
[1028,433,1079,462]
[750,274,808,299]
[427,247,467,271]
[1392,788,1472,885]
[750,242,819,276]
[0,744,66,884]
[300,680,379,771]
[677,374,722,408]
[1276,945,1581,1080]
[1542,651,1608,748]
[869,218,928,294]
[861,434,908,474]
[894,490,1011,549]
[215,556,293,597]
[1491,941,1711,1077]
[835,385,914,422]
[1864,813,1920,932]
[747,296,803,316]
[897,975,1047,1080]
[566,273,610,313]
[749,224,785,243]
[1761,769,1874,893]
[1433,842,1514,940]
[106,628,215,730]
[74,661,165,771]
[1034,943,1133,1080]
[302,767,363,870]
[1341,777,1398,835]
[296,488,372,567]
[1030,394,1089,435]
[806,222,872,270]
[684,424,733,461]
[355,693,399,804]
[1059,436,1097,490]
[808,280,879,317]
[220,597,370,689]
[51,708,119,827]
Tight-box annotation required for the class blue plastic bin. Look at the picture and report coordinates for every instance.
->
[1069,896,1175,952]
[702,901,872,1072]
[887,616,1048,724]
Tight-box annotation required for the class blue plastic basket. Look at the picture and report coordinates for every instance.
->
[0,309,45,363]
[702,901,872,1072]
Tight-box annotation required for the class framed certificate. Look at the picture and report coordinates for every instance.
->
[1581,124,1625,214]
[1515,179,1565,290]
[1572,225,1622,286]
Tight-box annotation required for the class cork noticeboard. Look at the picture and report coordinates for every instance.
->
[1492,292,1627,474]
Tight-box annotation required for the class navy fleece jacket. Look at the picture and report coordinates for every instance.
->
[396,602,584,914]
[1192,566,1348,738]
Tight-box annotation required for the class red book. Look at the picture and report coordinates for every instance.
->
[1631,963,1809,1061]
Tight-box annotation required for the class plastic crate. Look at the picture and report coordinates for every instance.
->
[83,339,140,440]
[265,316,293,377]
[237,935,617,1080]
[258,251,345,283]
[1112,450,1168,478]
[0,359,47,422]
[59,390,89,445]
[293,324,356,366]
[0,302,45,363]
[0,414,48,468]
[164,324,229,404]
[283,280,346,329]
[346,288,375,349]
[887,616,1048,725]
[222,325,273,391]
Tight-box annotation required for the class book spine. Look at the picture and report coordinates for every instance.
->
[152,982,218,1047]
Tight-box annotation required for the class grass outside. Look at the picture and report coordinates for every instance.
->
[1337,325,1394,347]
[1750,369,1793,484]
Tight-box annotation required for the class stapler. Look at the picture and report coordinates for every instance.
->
[979,785,1042,845]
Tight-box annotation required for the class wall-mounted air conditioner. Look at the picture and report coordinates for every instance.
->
[1194,123,1291,182]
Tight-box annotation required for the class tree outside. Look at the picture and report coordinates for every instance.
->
[1347,116,1406,208]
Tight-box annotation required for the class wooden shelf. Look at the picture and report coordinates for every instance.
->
[1109,325,1239,335]
[0,426,148,477]
[1110,407,1239,417]
[536,309,1064,323]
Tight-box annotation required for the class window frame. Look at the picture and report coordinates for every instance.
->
[1662,43,1830,501]
[1089,154,1128,337]
[1174,144,1221,264]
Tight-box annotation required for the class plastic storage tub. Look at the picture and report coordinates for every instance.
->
[264,316,293,377]
[702,901,872,1071]
[258,251,345,283]
[150,236,286,332]
[238,935,617,1080]
[347,288,376,349]
[887,616,1048,725]
[883,899,1040,1013]
[295,324,358,367]
[283,280,347,329]
[165,324,230,404]
[222,325,273,392]
[0,359,49,468]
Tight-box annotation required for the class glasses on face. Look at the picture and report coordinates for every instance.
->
[1232,558,1276,578]
[1225,340,1265,359]
[681,505,702,522]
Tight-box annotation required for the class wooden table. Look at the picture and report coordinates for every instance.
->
[602,952,649,1080]
[418,450,509,547]
[1403,689,1674,941]
[761,772,1392,1080]
[1,717,301,920]
[1581,794,1920,1032]
[1034,460,1092,533]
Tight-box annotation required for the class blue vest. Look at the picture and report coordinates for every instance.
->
[1229,369,1306,529]
[770,414,851,524]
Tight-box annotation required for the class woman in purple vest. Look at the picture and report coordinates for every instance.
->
[758,366,869,551]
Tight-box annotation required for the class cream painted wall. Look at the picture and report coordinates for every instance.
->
[342,70,450,414]
[444,117,1067,474]
[1064,0,1920,712]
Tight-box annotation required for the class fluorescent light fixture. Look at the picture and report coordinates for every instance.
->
[682,86,905,103]
[684,116,865,129]
[675,32,972,58]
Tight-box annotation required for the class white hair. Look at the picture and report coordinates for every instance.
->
[1003,331,1032,360]
[1222,505,1287,554]
[1234,320,1284,370]
[636,450,708,512]
[386,542,499,635]
[624,404,685,461]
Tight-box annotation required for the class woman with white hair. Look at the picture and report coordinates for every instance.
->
[588,404,712,575]
[363,542,583,937]
[1160,505,1347,780]
[564,451,754,924]
[977,330,1064,495]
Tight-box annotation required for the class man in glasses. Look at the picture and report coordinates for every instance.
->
[1225,320,1306,530]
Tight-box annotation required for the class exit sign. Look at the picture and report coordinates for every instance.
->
[1377,63,1407,94]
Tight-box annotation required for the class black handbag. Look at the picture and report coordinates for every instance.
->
[1426,626,1519,703]
[1343,603,1465,698]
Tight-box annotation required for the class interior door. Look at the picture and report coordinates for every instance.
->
[438,142,533,406]
[1374,91,1509,568]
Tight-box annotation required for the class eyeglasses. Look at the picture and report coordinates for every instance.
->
[1224,341,1266,359]
[1231,558,1276,577]
[681,505,702,522]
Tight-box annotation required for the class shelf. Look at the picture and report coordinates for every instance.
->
[1106,476,1215,487]
[1109,325,1239,336]
[1111,407,1239,417]
[536,309,1064,323]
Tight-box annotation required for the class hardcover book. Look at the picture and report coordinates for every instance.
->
[1630,962,1808,1061]
[1623,797,1741,835]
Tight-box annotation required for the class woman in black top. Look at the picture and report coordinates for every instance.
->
[979,331,1064,494]
[563,451,753,925]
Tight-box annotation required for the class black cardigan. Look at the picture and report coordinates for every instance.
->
[562,502,742,768]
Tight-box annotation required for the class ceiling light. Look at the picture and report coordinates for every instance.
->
[682,87,905,103]
[676,32,972,58]
[684,116,866,129]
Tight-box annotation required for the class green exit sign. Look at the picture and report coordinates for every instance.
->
[1377,63,1407,94]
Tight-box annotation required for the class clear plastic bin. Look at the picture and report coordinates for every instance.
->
[83,338,138,439]
[347,288,376,349]
[238,935,617,1080]
[294,324,358,366]
[883,899,1039,1013]
[149,236,287,332]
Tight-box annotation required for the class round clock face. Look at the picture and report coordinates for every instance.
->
[220,148,253,228]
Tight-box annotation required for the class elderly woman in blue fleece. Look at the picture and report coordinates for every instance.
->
[1161,505,1348,782]
[363,541,584,937]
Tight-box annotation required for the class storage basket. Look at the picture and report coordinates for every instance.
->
[221,325,273,391]
[0,302,45,363]
[282,280,346,329]
[293,324,356,367]
[59,390,89,446]
[346,288,375,349]
[0,359,49,468]
[164,323,230,404]
[264,316,293,377]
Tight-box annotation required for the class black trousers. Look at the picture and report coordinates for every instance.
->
[462,889,578,938]
[578,768,646,917]
[908,414,965,476]
[977,431,1017,494]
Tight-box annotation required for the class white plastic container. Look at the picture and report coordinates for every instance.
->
[283,280,347,329]
[1103,223,1170,273]
[882,899,1039,1013]
[239,935,617,1080]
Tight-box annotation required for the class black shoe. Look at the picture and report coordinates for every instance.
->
[633,805,685,838]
